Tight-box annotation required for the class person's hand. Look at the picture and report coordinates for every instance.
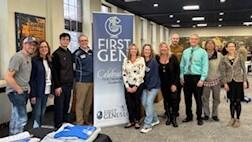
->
[180,79,184,86]
[224,84,229,91]
[16,88,24,95]
[132,86,138,93]
[55,87,62,96]
[171,85,177,92]
[30,97,36,104]
[197,80,204,87]
[127,87,133,93]
[243,81,248,89]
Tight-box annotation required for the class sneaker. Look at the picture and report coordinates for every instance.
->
[140,127,152,133]
[232,119,240,128]
[151,120,160,127]
[227,118,235,127]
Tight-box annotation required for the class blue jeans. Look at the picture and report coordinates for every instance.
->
[31,94,48,128]
[142,89,159,128]
[8,91,28,135]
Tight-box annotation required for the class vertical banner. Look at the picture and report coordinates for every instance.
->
[93,12,133,127]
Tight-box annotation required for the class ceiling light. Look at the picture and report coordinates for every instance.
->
[176,20,180,23]
[218,24,222,27]
[220,0,226,3]
[243,22,252,26]
[183,5,199,10]
[192,17,205,21]
[250,15,252,18]
[153,3,158,7]
[169,15,174,18]
[171,24,181,27]
[219,18,223,21]
[197,23,207,27]
[193,25,196,28]
[219,12,224,15]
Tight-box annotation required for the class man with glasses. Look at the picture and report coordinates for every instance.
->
[73,34,93,125]
[5,36,36,134]
[180,34,208,125]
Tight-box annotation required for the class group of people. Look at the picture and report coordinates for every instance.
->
[4,32,247,135]
[5,33,94,135]
[122,33,248,133]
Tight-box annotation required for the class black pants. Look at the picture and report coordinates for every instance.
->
[183,75,203,120]
[161,86,179,118]
[54,84,73,128]
[125,84,143,123]
[227,80,243,119]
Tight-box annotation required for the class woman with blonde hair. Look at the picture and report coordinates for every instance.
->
[122,43,145,129]
[157,42,180,127]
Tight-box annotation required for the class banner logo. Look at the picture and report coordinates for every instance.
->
[105,16,122,38]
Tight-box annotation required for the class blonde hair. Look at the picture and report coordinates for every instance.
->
[127,43,140,60]
[159,42,172,57]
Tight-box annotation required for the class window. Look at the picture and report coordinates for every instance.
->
[64,0,83,52]
[101,4,111,13]
[140,19,145,47]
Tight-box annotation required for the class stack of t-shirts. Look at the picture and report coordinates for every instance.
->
[0,131,40,142]
[41,123,101,142]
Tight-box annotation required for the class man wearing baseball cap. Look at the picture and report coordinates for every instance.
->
[5,36,36,135]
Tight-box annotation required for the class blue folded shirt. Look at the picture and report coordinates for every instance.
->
[54,125,96,140]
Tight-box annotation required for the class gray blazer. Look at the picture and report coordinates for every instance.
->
[220,53,247,84]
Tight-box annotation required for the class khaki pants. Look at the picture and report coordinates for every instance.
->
[202,84,221,117]
[75,82,93,124]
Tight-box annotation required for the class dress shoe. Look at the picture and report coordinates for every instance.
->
[203,116,209,121]
[197,120,203,126]
[182,117,193,123]
[212,116,220,122]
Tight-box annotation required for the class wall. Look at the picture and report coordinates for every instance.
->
[170,26,252,37]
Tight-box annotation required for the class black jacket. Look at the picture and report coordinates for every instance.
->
[30,56,53,98]
[52,47,74,88]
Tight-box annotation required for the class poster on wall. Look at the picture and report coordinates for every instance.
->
[93,12,133,127]
[15,12,46,51]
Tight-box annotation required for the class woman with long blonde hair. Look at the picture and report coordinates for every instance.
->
[157,42,180,127]
[122,43,145,129]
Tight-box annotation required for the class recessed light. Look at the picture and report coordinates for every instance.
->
[220,0,226,3]
[169,15,174,18]
[171,24,181,27]
[197,23,207,27]
[219,12,224,15]
[250,15,252,18]
[183,5,200,10]
[243,22,252,26]
[219,18,223,21]
[218,24,222,27]
[193,25,196,28]
[153,3,158,7]
[177,20,180,23]
[192,17,205,21]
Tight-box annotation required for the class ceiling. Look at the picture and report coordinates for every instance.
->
[105,0,252,28]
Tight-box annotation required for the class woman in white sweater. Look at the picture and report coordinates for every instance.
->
[122,43,145,129]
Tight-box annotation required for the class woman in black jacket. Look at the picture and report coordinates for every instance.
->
[157,42,180,127]
[30,40,53,128]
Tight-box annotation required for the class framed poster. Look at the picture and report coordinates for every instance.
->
[15,12,46,51]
